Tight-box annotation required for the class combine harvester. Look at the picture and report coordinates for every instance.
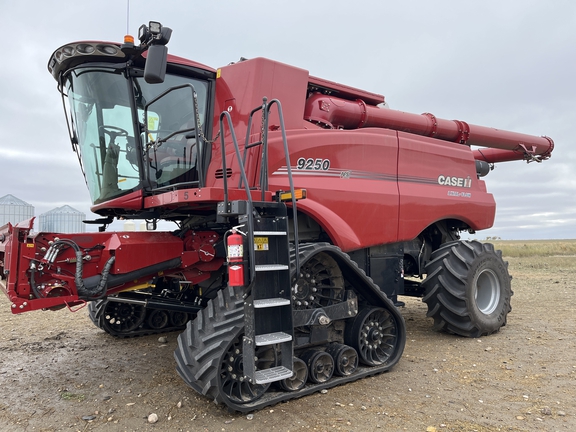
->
[0,22,553,411]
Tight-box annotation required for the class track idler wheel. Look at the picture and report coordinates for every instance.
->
[301,349,334,383]
[170,311,189,327]
[146,309,169,330]
[345,307,399,366]
[278,357,308,392]
[326,343,358,376]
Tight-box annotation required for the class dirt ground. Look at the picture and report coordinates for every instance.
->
[0,254,574,432]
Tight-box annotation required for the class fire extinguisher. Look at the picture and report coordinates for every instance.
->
[226,229,245,287]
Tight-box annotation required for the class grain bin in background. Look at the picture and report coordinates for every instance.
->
[0,194,34,226]
[38,205,85,233]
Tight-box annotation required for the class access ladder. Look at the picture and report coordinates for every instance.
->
[217,98,299,385]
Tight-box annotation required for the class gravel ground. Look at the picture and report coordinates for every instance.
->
[0,254,574,432]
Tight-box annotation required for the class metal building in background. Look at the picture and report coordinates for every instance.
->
[39,205,86,233]
[0,194,34,226]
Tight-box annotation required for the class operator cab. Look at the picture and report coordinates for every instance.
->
[49,22,215,212]
[64,69,209,204]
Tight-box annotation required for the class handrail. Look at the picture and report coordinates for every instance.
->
[219,111,257,282]
[265,99,300,275]
[218,111,254,212]
[219,99,301,281]
[239,101,267,191]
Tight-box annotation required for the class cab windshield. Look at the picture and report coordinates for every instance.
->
[64,67,208,204]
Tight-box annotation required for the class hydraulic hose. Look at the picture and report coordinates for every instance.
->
[81,257,182,295]
[76,255,116,298]
[39,239,181,300]
[40,238,116,299]
[29,262,44,299]
[31,239,83,299]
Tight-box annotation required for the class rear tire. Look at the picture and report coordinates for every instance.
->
[422,240,512,338]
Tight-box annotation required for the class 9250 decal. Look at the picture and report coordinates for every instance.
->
[296,158,331,171]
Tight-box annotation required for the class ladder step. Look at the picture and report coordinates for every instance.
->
[255,331,292,346]
[254,366,294,384]
[254,298,291,308]
[253,231,287,236]
[255,264,289,272]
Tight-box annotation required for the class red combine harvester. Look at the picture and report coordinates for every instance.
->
[0,22,553,411]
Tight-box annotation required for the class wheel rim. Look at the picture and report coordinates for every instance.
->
[348,308,398,366]
[219,335,275,404]
[474,268,501,314]
[293,253,344,310]
[103,302,146,333]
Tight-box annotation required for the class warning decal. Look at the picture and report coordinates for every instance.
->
[254,237,269,251]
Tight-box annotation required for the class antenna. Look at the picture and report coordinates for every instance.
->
[126,0,130,34]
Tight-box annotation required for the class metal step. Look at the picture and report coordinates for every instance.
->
[254,298,291,308]
[254,366,294,384]
[254,264,289,272]
[253,231,287,236]
[255,331,292,346]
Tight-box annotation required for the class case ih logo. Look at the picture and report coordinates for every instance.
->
[437,175,472,188]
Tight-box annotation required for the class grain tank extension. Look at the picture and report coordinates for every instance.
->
[0,22,553,412]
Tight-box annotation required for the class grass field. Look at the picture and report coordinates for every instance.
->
[486,238,576,257]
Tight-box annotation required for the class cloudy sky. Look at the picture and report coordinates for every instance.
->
[1,1,574,239]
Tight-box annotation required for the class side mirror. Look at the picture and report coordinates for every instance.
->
[138,22,172,84]
[144,45,168,84]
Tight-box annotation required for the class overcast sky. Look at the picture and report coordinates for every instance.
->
[1,1,574,239]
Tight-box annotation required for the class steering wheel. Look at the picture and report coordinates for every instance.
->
[99,125,129,142]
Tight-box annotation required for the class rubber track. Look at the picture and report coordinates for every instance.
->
[175,243,407,413]
[88,299,189,338]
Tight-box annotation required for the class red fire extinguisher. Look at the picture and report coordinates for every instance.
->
[226,229,245,287]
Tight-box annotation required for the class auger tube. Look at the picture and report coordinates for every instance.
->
[304,93,554,161]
